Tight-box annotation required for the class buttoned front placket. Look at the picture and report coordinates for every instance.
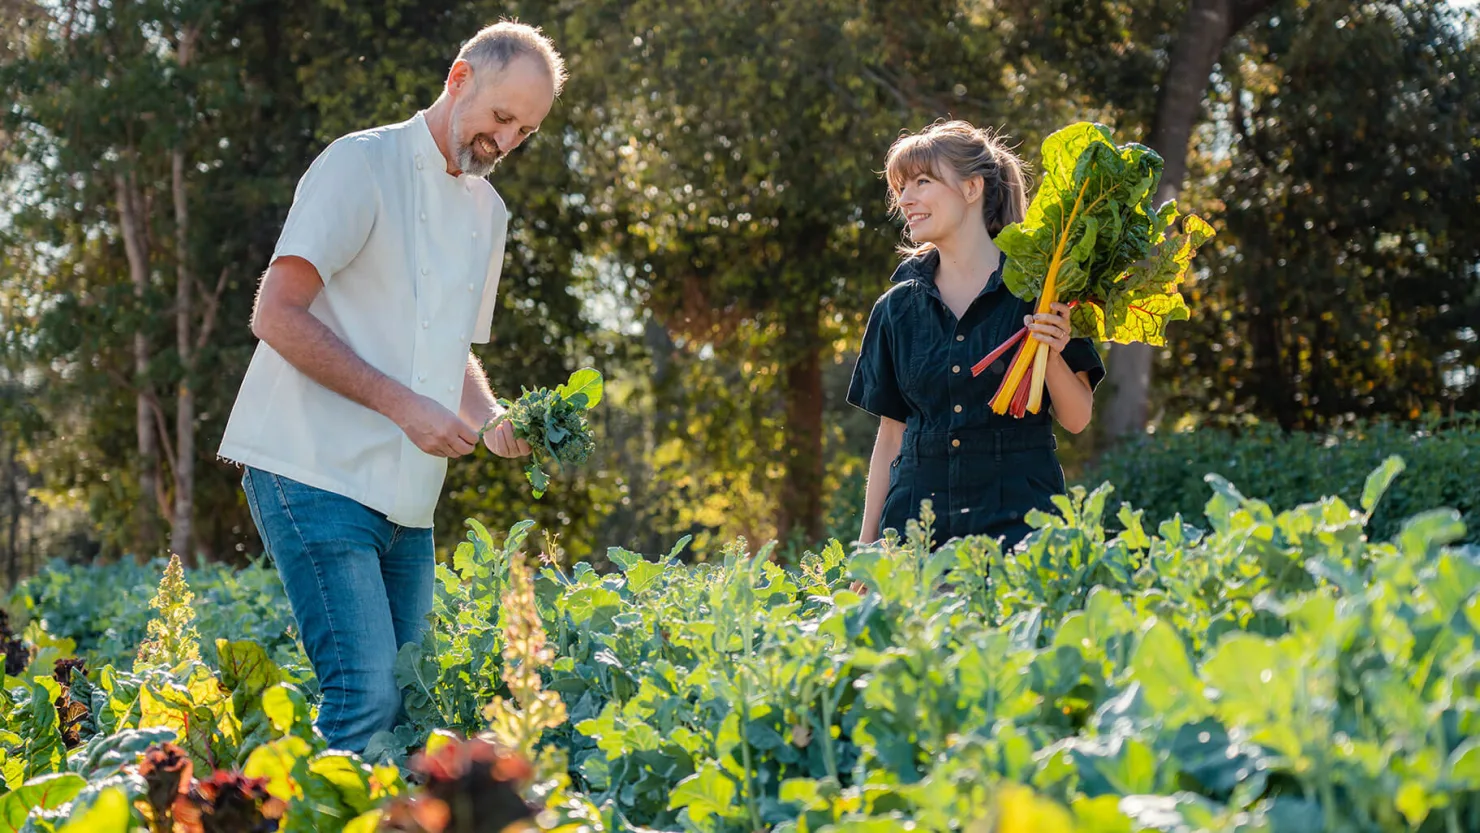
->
[396,140,472,521]
[392,131,494,523]
[394,146,435,523]
[915,257,1008,523]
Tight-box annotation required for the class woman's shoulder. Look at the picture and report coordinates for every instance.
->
[873,250,936,308]
[868,279,918,321]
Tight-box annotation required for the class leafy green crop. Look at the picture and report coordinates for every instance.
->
[3,456,1480,832]
[1090,414,1480,545]
[481,368,603,499]
[10,557,303,676]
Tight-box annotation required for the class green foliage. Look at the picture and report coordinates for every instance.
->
[1088,415,1480,544]
[1159,0,1480,427]
[355,459,1480,831]
[4,464,1480,829]
[0,772,85,830]
[483,549,567,761]
[368,519,534,762]
[13,558,303,675]
[0,0,332,560]
[55,785,129,833]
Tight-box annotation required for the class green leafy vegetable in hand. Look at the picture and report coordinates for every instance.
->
[981,121,1214,417]
[479,368,603,499]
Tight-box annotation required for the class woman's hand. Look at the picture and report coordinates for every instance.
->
[1025,302,1074,355]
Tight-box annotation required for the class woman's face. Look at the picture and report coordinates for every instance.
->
[895,167,981,245]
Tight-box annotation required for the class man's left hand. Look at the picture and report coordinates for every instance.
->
[483,412,533,458]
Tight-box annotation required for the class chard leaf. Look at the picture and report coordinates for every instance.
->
[57,785,131,833]
[216,640,286,765]
[1093,213,1212,345]
[1000,123,1160,305]
[997,121,1212,348]
[0,772,86,831]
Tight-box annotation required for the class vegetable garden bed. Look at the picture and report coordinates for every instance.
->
[2,457,1478,832]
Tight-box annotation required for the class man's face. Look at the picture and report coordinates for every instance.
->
[448,54,555,177]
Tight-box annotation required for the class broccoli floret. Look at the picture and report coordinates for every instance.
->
[480,368,603,499]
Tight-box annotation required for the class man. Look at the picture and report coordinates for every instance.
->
[218,21,565,753]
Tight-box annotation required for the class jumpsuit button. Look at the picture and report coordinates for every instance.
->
[954,404,962,413]
[952,365,961,374]
[956,334,965,342]
[951,439,961,448]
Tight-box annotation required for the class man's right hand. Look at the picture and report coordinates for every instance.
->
[392,393,480,458]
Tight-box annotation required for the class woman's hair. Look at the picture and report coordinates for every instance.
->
[884,120,1029,255]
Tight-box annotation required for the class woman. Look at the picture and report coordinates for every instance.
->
[848,121,1105,549]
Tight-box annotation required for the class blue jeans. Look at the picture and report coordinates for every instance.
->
[241,467,434,754]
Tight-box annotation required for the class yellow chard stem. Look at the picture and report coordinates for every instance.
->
[1019,177,1090,415]
[1024,258,1063,414]
[1026,344,1050,413]
[991,341,1034,413]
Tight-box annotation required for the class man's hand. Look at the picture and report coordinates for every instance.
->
[393,393,480,458]
[482,408,533,458]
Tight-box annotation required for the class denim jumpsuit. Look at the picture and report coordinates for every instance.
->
[847,250,1105,548]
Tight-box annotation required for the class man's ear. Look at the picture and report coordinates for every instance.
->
[447,59,474,96]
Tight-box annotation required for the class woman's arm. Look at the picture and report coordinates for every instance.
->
[1027,302,1095,434]
[859,416,906,543]
[1044,360,1094,434]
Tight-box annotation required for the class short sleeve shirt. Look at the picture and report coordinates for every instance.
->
[846,249,1105,432]
[219,112,508,528]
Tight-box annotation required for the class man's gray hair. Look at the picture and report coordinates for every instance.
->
[457,20,567,95]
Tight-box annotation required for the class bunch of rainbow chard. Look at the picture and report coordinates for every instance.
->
[976,122,1215,416]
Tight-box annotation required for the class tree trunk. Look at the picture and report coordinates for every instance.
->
[777,301,825,548]
[169,27,197,563]
[116,166,162,557]
[1101,0,1277,440]
[1249,293,1294,431]
[170,146,194,563]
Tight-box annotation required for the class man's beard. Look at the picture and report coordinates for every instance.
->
[451,111,502,177]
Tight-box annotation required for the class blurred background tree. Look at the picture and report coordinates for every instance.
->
[1,0,1475,576]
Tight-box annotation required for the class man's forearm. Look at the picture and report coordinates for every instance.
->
[461,353,499,429]
[257,306,412,424]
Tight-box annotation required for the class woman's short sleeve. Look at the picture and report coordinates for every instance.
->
[846,297,911,422]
